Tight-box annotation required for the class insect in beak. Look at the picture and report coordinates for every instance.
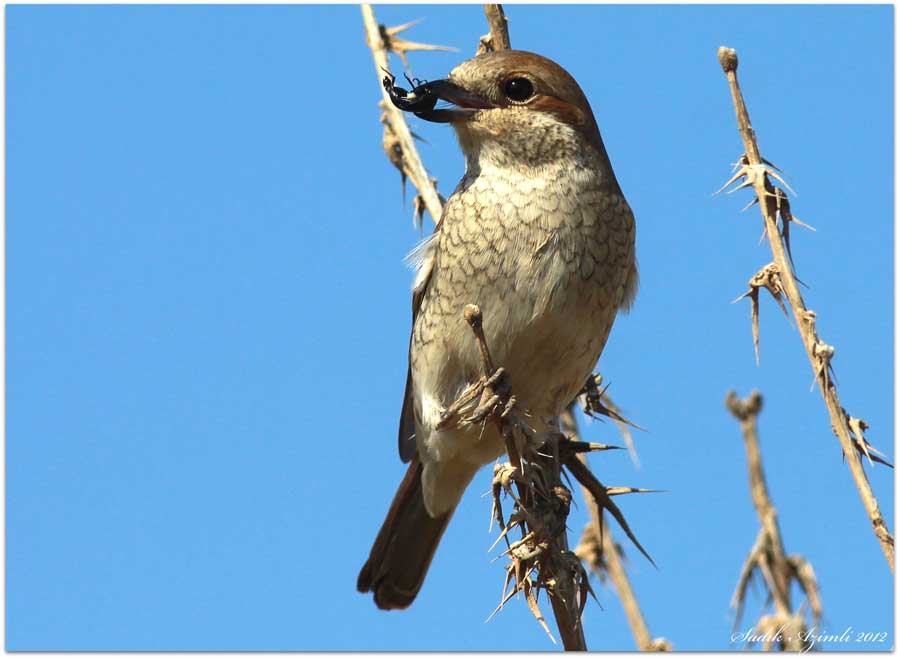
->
[382,69,493,123]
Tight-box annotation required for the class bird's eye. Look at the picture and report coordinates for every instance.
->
[503,77,534,102]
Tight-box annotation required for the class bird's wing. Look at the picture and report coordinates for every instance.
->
[398,228,441,462]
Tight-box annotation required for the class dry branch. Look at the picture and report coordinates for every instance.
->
[477,4,511,54]
[726,390,821,651]
[716,47,893,571]
[361,4,445,226]
[438,303,656,651]
[567,405,671,652]
[447,304,590,650]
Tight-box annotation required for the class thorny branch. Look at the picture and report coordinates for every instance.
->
[441,305,654,651]
[716,47,894,571]
[567,406,670,652]
[454,304,589,651]
[726,391,821,652]
[361,4,447,227]
[569,372,663,650]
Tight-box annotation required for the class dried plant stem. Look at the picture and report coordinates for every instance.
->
[478,4,511,53]
[726,394,792,613]
[459,306,587,651]
[717,47,894,571]
[726,391,820,651]
[596,515,669,651]
[565,409,670,652]
[361,4,443,224]
[541,458,588,652]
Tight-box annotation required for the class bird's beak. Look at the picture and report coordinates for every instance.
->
[414,79,494,123]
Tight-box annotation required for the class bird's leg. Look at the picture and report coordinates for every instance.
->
[438,304,529,440]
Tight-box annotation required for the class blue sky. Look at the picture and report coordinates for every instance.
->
[6,4,893,651]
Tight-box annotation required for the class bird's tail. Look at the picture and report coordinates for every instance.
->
[357,456,454,609]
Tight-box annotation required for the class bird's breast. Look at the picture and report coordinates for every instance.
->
[411,161,635,461]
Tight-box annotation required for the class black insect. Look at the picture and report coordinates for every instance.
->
[382,68,439,115]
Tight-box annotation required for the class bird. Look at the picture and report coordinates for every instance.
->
[358,49,638,610]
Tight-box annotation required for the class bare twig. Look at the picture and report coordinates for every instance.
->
[362,5,444,226]
[726,391,821,651]
[477,4,511,54]
[726,393,791,605]
[448,305,654,651]
[717,47,893,570]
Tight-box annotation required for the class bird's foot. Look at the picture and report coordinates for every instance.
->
[436,366,509,431]
[462,368,516,425]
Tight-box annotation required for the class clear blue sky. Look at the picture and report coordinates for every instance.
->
[7,4,893,651]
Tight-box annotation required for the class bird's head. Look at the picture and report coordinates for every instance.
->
[415,50,608,169]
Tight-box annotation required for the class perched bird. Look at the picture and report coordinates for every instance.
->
[358,50,638,610]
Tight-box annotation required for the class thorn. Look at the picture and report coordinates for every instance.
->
[845,413,892,467]
[761,156,784,173]
[713,167,748,195]
[727,178,754,194]
[380,19,458,71]
[741,196,760,213]
[384,18,424,36]
[790,214,816,231]
[751,291,760,365]
[764,165,797,196]
[605,487,665,496]
[811,340,835,391]
[565,456,656,567]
